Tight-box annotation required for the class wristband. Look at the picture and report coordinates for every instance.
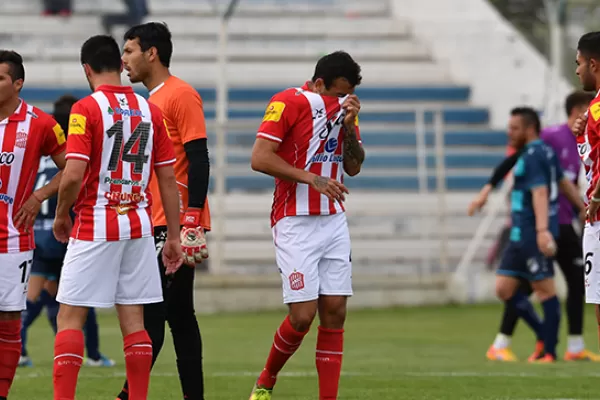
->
[32,192,43,203]
[183,210,202,227]
[592,197,600,203]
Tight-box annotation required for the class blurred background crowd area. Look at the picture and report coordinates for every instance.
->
[0,0,593,308]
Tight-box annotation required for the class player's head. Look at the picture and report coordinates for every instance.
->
[508,107,541,149]
[53,95,78,134]
[565,91,595,126]
[577,32,600,92]
[122,22,173,84]
[311,51,362,97]
[80,35,123,90]
[0,50,24,104]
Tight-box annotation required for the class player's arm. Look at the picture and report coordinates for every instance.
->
[56,159,86,219]
[342,95,365,176]
[467,151,521,216]
[155,165,184,273]
[559,178,586,219]
[34,151,67,202]
[527,153,556,256]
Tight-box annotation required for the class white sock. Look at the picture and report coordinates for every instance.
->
[567,335,585,354]
[493,333,511,349]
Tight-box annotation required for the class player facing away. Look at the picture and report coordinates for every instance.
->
[20,95,115,369]
[469,92,596,361]
[0,50,68,400]
[574,32,600,347]
[249,51,365,400]
[118,22,210,400]
[494,107,583,363]
[51,35,183,400]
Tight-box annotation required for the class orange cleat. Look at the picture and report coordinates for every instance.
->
[527,340,545,362]
[486,345,518,361]
[530,353,556,363]
[564,349,600,361]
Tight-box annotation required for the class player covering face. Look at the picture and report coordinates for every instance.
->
[249,51,365,400]
[51,35,183,400]
[0,50,67,400]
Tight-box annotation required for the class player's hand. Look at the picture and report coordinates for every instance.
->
[180,209,209,266]
[14,192,43,231]
[588,201,600,224]
[162,238,184,275]
[310,174,349,203]
[537,229,557,258]
[53,215,73,244]
[572,113,588,137]
[342,95,360,127]
[467,193,488,216]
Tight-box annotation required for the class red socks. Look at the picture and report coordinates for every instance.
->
[53,329,84,400]
[257,316,309,388]
[0,319,21,398]
[123,330,153,400]
[316,327,344,400]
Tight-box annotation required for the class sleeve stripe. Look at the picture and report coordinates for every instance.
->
[155,158,176,166]
[65,153,90,161]
[257,132,283,143]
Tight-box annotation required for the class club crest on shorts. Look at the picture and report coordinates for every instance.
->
[289,270,304,291]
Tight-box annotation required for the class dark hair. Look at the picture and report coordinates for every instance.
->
[511,107,541,134]
[565,91,595,116]
[578,31,600,60]
[312,51,362,89]
[80,35,122,73]
[53,95,79,133]
[0,50,24,82]
[124,22,172,68]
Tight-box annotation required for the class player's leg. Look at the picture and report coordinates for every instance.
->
[251,216,322,398]
[115,237,163,400]
[0,251,33,400]
[315,213,353,399]
[165,264,204,399]
[44,279,59,334]
[583,224,600,349]
[83,307,115,367]
[54,240,121,399]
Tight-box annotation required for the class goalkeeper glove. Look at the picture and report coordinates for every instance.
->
[180,209,209,266]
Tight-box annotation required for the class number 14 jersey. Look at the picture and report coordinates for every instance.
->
[66,85,176,241]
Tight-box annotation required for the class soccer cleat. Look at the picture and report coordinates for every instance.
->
[564,349,600,361]
[527,340,545,362]
[485,345,518,361]
[84,354,115,367]
[18,355,33,367]
[530,353,556,363]
[249,384,273,400]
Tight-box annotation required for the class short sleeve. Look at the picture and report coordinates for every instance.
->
[40,114,66,157]
[65,101,92,163]
[523,151,548,190]
[172,89,207,144]
[150,104,176,168]
[256,92,298,143]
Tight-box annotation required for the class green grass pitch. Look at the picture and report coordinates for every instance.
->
[10,303,600,399]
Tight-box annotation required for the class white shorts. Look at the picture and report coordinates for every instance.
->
[273,213,352,304]
[57,237,163,308]
[584,223,600,304]
[0,251,33,312]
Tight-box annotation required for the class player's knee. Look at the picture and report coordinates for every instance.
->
[288,304,317,332]
[318,297,347,329]
[495,282,514,301]
[57,305,88,331]
[0,311,21,321]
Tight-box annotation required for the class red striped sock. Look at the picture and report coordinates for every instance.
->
[257,316,309,388]
[123,330,153,400]
[53,329,84,400]
[0,319,21,398]
[316,327,344,400]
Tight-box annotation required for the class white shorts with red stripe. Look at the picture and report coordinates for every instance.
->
[57,237,162,308]
[0,251,33,311]
[273,212,352,304]
[584,223,600,304]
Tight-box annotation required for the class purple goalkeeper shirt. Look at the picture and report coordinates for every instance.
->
[540,123,581,225]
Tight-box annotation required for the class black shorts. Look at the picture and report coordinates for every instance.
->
[30,256,63,281]
[555,223,583,270]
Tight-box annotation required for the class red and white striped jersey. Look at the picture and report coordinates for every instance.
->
[0,100,66,253]
[256,82,362,227]
[65,85,176,241]
[578,90,600,222]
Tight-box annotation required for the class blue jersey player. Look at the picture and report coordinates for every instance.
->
[19,95,115,368]
[495,107,584,363]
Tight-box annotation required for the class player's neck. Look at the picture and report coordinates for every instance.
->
[91,73,122,90]
[0,96,21,121]
[145,68,171,93]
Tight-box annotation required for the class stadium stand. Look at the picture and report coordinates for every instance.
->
[0,0,507,302]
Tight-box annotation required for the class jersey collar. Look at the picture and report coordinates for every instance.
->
[95,84,133,93]
[0,100,27,125]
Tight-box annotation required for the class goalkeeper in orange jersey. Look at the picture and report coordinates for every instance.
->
[117,22,210,400]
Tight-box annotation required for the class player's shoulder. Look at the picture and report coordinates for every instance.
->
[71,95,100,115]
[589,96,600,125]
[28,105,53,125]
[165,76,201,100]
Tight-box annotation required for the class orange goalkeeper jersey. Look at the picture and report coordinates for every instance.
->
[148,76,211,230]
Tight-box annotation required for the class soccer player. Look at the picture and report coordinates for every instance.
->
[118,22,210,400]
[19,95,115,368]
[249,51,365,400]
[574,32,600,347]
[0,50,67,400]
[51,35,183,400]
[469,92,598,361]
[490,107,584,363]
